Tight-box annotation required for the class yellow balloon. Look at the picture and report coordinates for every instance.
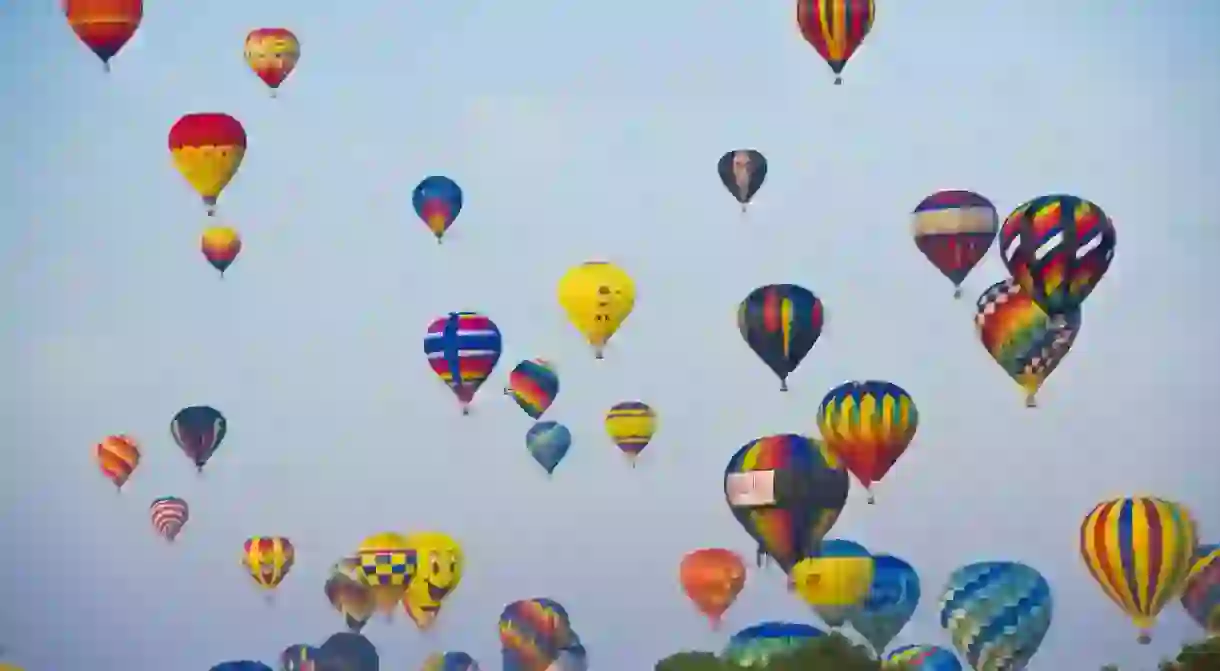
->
[791,556,874,607]
[356,531,412,614]
[557,261,636,358]
[403,531,464,630]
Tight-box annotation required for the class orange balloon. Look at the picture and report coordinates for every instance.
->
[680,548,746,627]
[63,0,143,71]
[95,434,140,489]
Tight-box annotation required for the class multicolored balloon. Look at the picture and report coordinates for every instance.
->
[1182,544,1220,638]
[201,226,242,277]
[355,531,412,614]
[911,190,998,298]
[325,557,375,632]
[149,496,189,542]
[526,421,571,475]
[805,539,869,628]
[1079,496,1197,643]
[724,434,849,574]
[63,0,142,71]
[679,548,747,628]
[500,598,576,671]
[721,622,824,667]
[422,652,480,671]
[791,551,873,613]
[816,380,917,504]
[717,150,767,212]
[210,662,272,671]
[505,359,559,419]
[242,536,295,598]
[604,401,656,466]
[999,194,1116,322]
[737,284,824,391]
[796,0,875,85]
[850,554,921,654]
[95,434,140,490]
[939,561,1052,671]
[557,261,637,359]
[168,113,247,216]
[170,405,227,473]
[976,278,1080,407]
[279,644,319,671]
[883,644,962,671]
[413,176,463,243]
[424,312,502,414]
[244,28,300,97]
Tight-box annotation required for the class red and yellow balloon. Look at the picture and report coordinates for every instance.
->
[201,226,242,277]
[63,0,142,71]
[168,113,247,216]
[244,28,301,97]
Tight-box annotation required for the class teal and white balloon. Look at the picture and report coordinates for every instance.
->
[939,561,1052,671]
[526,421,572,475]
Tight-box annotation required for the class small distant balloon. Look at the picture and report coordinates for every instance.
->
[717,150,767,212]
[505,358,559,419]
[168,113,247,216]
[201,226,242,277]
[244,28,300,97]
[63,0,142,72]
[413,176,463,243]
[526,421,571,475]
[424,312,502,415]
[605,401,656,466]
[95,434,140,490]
[797,0,875,85]
[150,496,189,542]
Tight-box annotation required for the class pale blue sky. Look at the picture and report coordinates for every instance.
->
[2,1,1218,669]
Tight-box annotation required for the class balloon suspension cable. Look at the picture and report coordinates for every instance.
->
[103,61,111,73]
[195,464,205,476]
[270,90,278,99]
[741,203,748,213]
[594,348,604,360]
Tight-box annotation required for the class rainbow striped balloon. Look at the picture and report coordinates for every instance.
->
[505,358,559,419]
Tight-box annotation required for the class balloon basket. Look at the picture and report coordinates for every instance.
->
[1137,632,1151,645]
[779,380,788,392]
[833,76,842,85]
[953,286,962,299]
[1024,395,1037,408]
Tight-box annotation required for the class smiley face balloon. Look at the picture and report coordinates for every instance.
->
[557,261,636,359]
[403,531,464,629]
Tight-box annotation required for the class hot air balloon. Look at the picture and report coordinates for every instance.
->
[816,380,917,504]
[796,0,875,85]
[557,261,636,359]
[326,558,375,632]
[803,539,869,628]
[242,536,295,600]
[1080,496,1198,643]
[170,405,227,473]
[999,194,1116,323]
[279,644,319,671]
[1182,544,1220,638]
[202,226,242,277]
[526,421,571,476]
[211,662,272,671]
[883,645,962,671]
[422,652,480,671]
[939,562,1052,671]
[724,434,849,574]
[792,552,873,612]
[356,531,412,615]
[717,150,767,212]
[721,622,824,667]
[318,632,379,671]
[402,531,464,630]
[680,548,747,628]
[413,176,463,243]
[500,598,576,671]
[505,359,559,419]
[605,401,656,466]
[911,190,998,298]
[424,312,502,414]
[851,554,921,655]
[976,278,1080,407]
[63,0,142,72]
[149,496,188,542]
[168,113,247,216]
[95,434,139,490]
[244,28,300,97]
[738,284,824,391]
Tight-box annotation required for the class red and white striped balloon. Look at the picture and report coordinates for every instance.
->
[150,497,189,541]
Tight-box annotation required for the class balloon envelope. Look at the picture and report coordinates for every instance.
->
[721,621,823,667]
[939,561,1052,670]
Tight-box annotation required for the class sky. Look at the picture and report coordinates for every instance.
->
[1,1,1218,669]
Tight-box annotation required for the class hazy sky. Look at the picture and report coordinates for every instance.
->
[2,1,1218,669]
